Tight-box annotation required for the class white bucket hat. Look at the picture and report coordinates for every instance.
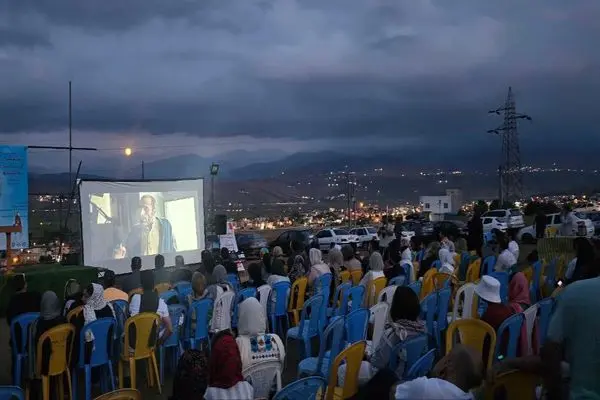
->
[474,275,502,304]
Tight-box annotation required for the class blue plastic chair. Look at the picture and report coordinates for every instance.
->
[73,318,116,400]
[160,304,187,383]
[273,376,327,400]
[186,298,213,350]
[405,348,437,380]
[416,249,425,263]
[420,293,438,339]
[487,271,509,304]
[389,333,428,376]
[327,282,351,319]
[530,261,543,303]
[482,256,496,276]
[298,316,345,378]
[174,281,193,304]
[458,252,471,281]
[232,287,257,329]
[227,273,240,292]
[315,274,332,331]
[408,281,422,296]
[537,298,554,346]
[434,287,452,349]
[9,312,39,386]
[345,308,369,344]
[544,258,558,286]
[286,295,324,358]
[495,313,524,361]
[431,260,441,270]
[389,275,406,287]
[270,281,292,336]
[401,262,412,284]
[0,386,24,400]
[347,285,365,313]
[160,289,179,305]
[110,300,128,358]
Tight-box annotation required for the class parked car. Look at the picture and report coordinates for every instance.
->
[269,228,314,255]
[235,232,268,258]
[314,228,359,251]
[424,220,468,240]
[482,209,525,229]
[482,216,508,233]
[583,212,600,235]
[517,212,594,243]
[394,221,423,238]
[349,226,379,247]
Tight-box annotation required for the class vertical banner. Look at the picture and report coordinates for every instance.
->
[0,146,28,250]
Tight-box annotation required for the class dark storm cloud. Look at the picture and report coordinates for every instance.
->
[1,0,600,153]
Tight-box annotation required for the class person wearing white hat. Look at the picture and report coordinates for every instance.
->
[475,275,514,331]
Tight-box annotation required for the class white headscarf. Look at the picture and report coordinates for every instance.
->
[83,283,113,324]
[438,248,455,274]
[237,297,266,336]
[309,248,323,266]
[369,252,384,272]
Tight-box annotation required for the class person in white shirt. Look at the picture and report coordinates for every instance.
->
[507,230,520,261]
[129,270,173,340]
[440,232,456,253]
[494,236,518,273]
[393,344,483,399]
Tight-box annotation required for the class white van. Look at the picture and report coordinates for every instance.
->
[482,209,525,229]
[517,212,594,243]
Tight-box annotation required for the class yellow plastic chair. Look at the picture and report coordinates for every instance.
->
[484,370,540,400]
[453,253,461,266]
[446,319,496,370]
[432,272,454,291]
[465,258,481,284]
[340,271,351,284]
[26,323,75,400]
[420,269,437,300]
[127,288,143,301]
[288,277,308,327]
[66,306,83,325]
[350,270,363,286]
[153,283,171,295]
[118,313,161,394]
[94,389,141,400]
[368,277,387,307]
[325,340,366,400]
[411,261,418,282]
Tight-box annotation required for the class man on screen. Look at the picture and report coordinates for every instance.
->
[114,194,176,258]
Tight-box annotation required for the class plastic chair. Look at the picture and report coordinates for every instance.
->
[159,304,186,383]
[400,262,412,285]
[173,281,192,304]
[484,370,540,400]
[0,386,24,400]
[457,252,471,281]
[273,376,326,400]
[288,277,308,327]
[522,304,539,356]
[446,319,496,369]
[368,277,387,307]
[286,295,324,359]
[256,284,272,317]
[93,389,141,400]
[243,360,283,399]
[420,293,438,339]
[416,249,425,263]
[345,308,369,344]
[159,290,178,305]
[482,256,496,276]
[389,276,406,287]
[347,285,365,313]
[495,313,524,361]
[186,298,213,350]
[431,260,441,270]
[420,269,437,300]
[127,289,143,302]
[451,283,477,322]
[350,270,363,286]
[111,300,128,358]
[408,281,422,296]
[74,318,116,400]
[536,298,554,346]
[325,341,366,400]
[434,287,452,349]
[530,261,543,303]
[466,258,482,283]
[233,287,257,329]
[487,271,509,304]
[405,348,437,380]
[339,271,351,285]
[389,334,428,374]
[432,272,453,290]
[26,323,75,400]
[10,312,39,386]
[328,282,351,319]
[153,283,171,295]
[377,285,397,305]
[367,303,389,356]
[117,313,161,393]
[270,281,291,336]
[298,316,345,378]
[67,306,84,324]
[227,274,240,292]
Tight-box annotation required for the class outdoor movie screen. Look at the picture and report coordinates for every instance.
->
[79,179,205,274]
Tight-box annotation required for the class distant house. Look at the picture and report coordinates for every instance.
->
[420,189,463,220]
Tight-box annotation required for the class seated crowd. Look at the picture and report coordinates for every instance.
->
[5,230,600,400]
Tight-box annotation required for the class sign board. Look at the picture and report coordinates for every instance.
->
[0,146,28,249]
[219,234,238,253]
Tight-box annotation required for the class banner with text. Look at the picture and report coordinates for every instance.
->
[0,146,28,250]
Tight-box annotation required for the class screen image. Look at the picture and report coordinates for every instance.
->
[79,179,205,274]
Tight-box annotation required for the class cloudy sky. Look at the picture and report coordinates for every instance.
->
[1,0,599,172]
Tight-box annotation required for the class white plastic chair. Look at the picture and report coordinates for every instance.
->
[451,282,477,323]
[377,285,397,306]
[256,285,272,319]
[211,291,235,333]
[523,303,539,355]
[366,302,389,358]
[243,361,282,399]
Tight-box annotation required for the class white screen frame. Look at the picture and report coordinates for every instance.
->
[79,178,205,274]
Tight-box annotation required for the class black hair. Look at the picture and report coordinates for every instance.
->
[104,270,116,289]
[201,250,215,275]
[390,286,421,321]
[155,254,165,269]
[248,262,263,283]
[220,247,230,260]
[141,270,155,291]
[175,255,185,267]
[342,245,355,262]
[131,256,142,270]
[497,235,509,251]
[84,283,94,297]
[11,274,26,292]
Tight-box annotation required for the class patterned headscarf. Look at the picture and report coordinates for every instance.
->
[209,331,244,389]
[83,283,113,324]
[170,349,209,400]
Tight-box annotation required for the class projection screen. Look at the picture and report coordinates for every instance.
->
[79,178,205,274]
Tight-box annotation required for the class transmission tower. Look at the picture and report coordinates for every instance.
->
[487,87,531,204]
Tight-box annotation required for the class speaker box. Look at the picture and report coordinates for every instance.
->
[215,214,228,235]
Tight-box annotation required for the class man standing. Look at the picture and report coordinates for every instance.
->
[535,210,547,239]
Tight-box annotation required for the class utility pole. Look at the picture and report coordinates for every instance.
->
[488,87,532,203]
[345,171,356,226]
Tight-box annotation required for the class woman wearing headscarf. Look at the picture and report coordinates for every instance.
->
[566,237,596,284]
[358,251,385,288]
[236,298,285,371]
[418,241,441,279]
[342,245,362,272]
[205,331,254,400]
[220,247,237,275]
[206,265,234,300]
[269,246,286,277]
[197,250,216,276]
[328,247,344,285]
[455,237,468,256]
[63,279,83,316]
[438,248,456,275]
[188,272,211,334]
[261,248,272,278]
[508,272,530,312]
[170,349,209,400]
[246,262,267,288]
[307,248,330,286]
